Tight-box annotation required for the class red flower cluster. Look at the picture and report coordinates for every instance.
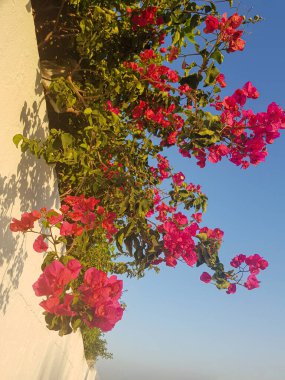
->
[33,235,49,253]
[146,175,224,269]
[211,83,285,168]
[230,253,268,272]
[230,253,268,291]
[151,154,170,181]
[33,260,124,331]
[220,13,245,52]
[131,6,163,28]
[125,58,179,91]
[199,226,224,242]
[10,195,118,251]
[10,210,41,232]
[106,100,120,115]
[216,73,227,88]
[204,13,245,52]
[173,172,186,186]
[200,272,212,283]
[158,218,199,267]
[33,260,81,298]
[130,96,184,145]
[61,195,117,238]
[203,15,220,34]
[79,268,124,331]
[168,46,179,62]
[200,253,268,293]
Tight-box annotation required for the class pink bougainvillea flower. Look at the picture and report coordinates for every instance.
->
[216,73,227,88]
[226,283,237,294]
[165,256,177,267]
[40,294,76,317]
[244,274,260,290]
[60,221,74,236]
[242,81,259,99]
[228,13,244,29]
[245,254,269,273]
[32,260,77,297]
[172,172,185,186]
[131,6,159,28]
[230,254,247,268]
[182,250,197,267]
[140,49,156,62]
[33,235,48,253]
[228,36,245,53]
[97,206,105,215]
[78,268,124,331]
[10,211,41,232]
[204,15,219,34]
[173,212,188,226]
[168,46,179,62]
[192,213,202,223]
[84,300,124,332]
[66,259,82,279]
[106,100,120,115]
[200,272,212,283]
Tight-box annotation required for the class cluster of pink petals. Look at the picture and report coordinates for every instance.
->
[209,83,285,168]
[130,6,164,28]
[200,272,212,283]
[199,226,224,242]
[33,235,49,253]
[168,46,179,62]
[79,268,124,331]
[33,260,82,298]
[216,73,227,88]
[150,154,171,183]
[11,196,119,253]
[157,218,199,267]
[230,253,268,272]
[10,210,41,232]
[172,172,185,186]
[229,253,269,291]
[33,260,124,332]
[125,59,180,91]
[157,154,170,179]
[129,89,184,145]
[106,100,120,115]
[140,49,157,62]
[204,13,245,53]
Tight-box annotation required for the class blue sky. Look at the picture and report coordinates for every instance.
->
[98,1,285,379]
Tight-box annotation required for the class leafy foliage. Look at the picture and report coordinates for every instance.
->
[11,0,283,363]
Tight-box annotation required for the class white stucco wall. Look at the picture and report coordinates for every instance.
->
[0,1,96,379]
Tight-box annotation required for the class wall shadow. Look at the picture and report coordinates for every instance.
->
[0,175,25,313]
[0,63,59,313]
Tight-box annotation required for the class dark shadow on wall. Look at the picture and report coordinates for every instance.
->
[0,65,59,313]
[26,1,32,13]
[0,175,25,314]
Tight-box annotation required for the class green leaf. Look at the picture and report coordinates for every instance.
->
[204,63,220,86]
[180,73,202,89]
[13,134,23,148]
[173,30,181,45]
[41,251,57,271]
[210,50,224,65]
[84,108,93,115]
[71,317,82,331]
[61,133,74,150]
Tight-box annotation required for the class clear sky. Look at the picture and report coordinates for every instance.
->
[97,1,285,379]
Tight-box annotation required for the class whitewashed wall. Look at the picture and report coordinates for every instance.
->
[0,1,96,379]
